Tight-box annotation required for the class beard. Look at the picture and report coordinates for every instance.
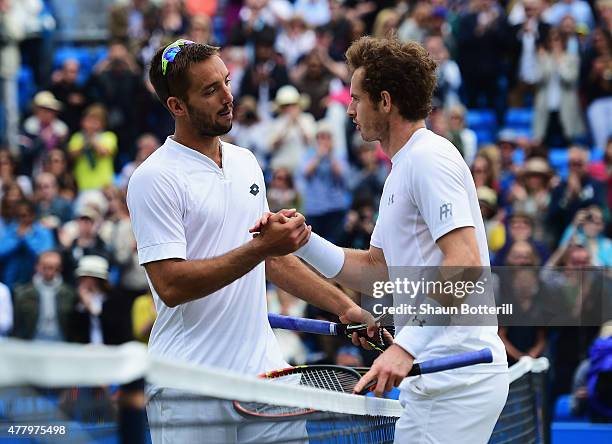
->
[186,101,232,137]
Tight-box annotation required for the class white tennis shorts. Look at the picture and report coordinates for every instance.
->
[395,371,509,444]
[146,388,307,444]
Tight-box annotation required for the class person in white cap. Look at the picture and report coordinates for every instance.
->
[267,85,316,173]
[21,91,69,176]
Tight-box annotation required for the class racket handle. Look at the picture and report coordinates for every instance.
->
[268,314,336,335]
[408,348,493,376]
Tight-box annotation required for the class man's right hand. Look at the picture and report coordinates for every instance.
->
[252,211,311,256]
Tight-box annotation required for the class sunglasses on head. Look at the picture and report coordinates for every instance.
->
[161,39,195,76]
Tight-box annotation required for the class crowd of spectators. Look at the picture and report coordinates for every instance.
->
[0,0,611,422]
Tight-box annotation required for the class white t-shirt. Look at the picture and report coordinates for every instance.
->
[127,137,286,381]
[370,128,507,374]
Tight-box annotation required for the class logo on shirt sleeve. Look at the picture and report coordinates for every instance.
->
[250,183,260,196]
[440,202,453,221]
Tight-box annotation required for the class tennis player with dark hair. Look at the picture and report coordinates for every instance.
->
[253,36,509,443]
[127,40,369,443]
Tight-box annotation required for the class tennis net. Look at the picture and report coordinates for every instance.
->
[0,339,549,443]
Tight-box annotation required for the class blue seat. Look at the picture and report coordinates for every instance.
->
[591,147,605,162]
[505,108,533,129]
[467,109,496,129]
[475,128,495,145]
[17,66,36,113]
[549,147,569,178]
[53,46,108,85]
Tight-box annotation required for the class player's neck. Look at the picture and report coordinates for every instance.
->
[173,124,222,167]
[381,119,426,160]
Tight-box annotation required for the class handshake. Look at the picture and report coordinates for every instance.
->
[249,209,311,257]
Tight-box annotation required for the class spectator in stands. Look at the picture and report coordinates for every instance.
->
[477,186,506,254]
[507,0,551,107]
[60,206,109,285]
[493,211,550,265]
[20,91,69,176]
[276,14,316,68]
[371,8,400,39]
[0,280,12,337]
[239,30,290,118]
[87,41,143,165]
[397,1,432,44]
[72,255,132,345]
[49,59,88,133]
[185,0,217,18]
[547,0,595,30]
[34,172,72,231]
[109,0,160,45]
[446,104,477,166]
[588,137,612,220]
[457,0,508,110]
[0,149,32,196]
[425,35,462,110]
[311,24,351,76]
[298,121,348,243]
[105,186,148,299]
[267,167,300,212]
[0,181,25,226]
[290,49,341,120]
[508,157,553,244]
[348,140,388,208]
[67,104,117,192]
[117,133,160,190]
[158,0,189,38]
[497,244,547,365]
[581,27,612,150]
[41,149,77,201]
[293,0,331,28]
[267,85,316,173]
[597,0,612,33]
[547,145,606,245]
[327,0,354,61]
[559,205,612,266]
[533,27,585,148]
[0,199,54,289]
[338,196,375,250]
[11,251,78,341]
[229,1,288,46]
[559,15,585,57]
[0,0,24,152]
[226,96,269,168]
[132,291,155,343]
[187,14,214,44]
[472,153,499,190]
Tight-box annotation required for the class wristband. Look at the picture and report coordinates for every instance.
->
[293,232,345,278]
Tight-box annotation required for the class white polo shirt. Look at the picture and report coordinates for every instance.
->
[371,128,507,373]
[127,137,286,379]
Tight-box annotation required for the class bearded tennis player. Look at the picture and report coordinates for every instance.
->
[127,40,371,444]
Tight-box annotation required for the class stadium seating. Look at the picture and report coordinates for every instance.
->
[504,108,533,139]
[466,109,497,145]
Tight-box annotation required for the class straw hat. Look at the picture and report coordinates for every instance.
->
[477,186,498,210]
[33,91,63,112]
[75,255,109,280]
[273,85,310,111]
[520,157,552,178]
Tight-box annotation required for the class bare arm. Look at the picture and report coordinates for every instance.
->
[334,246,389,295]
[266,255,355,316]
[145,214,310,307]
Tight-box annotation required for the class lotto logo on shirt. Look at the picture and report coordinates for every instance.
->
[439,202,453,221]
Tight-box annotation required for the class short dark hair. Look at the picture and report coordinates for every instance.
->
[149,42,220,110]
[345,36,437,121]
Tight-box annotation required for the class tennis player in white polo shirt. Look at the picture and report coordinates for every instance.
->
[253,36,509,443]
[127,40,370,444]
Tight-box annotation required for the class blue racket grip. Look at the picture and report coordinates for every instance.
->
[409,348,492,376]
[268,314,336,335]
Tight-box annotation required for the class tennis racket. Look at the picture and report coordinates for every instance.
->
[268,313,392,352]
[233,348,492,418]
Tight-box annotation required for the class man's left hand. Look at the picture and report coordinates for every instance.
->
[353,344,414,397]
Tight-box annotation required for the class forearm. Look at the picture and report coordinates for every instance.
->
[266,255,356,316]
[334,248,388,295]
[151,239,266,307]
